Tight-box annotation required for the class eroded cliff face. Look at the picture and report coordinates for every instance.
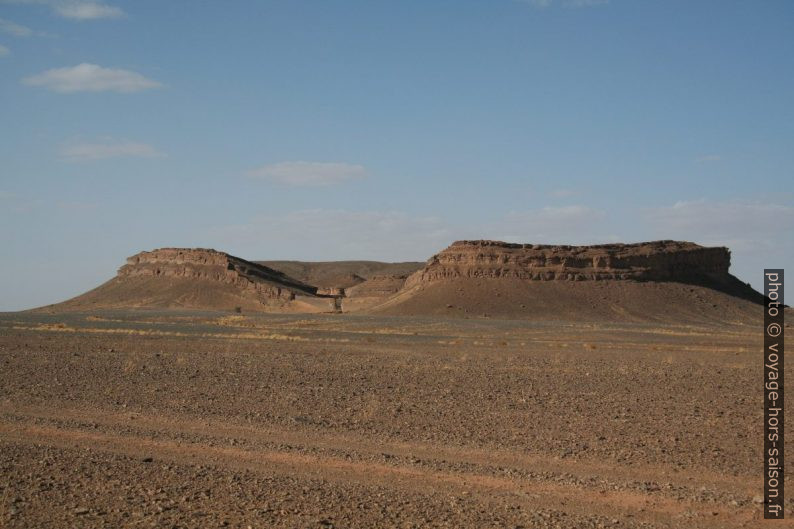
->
[346,275,409,298]
[43,241,761,316]
[119,248,317,303]
[404,240,731,288]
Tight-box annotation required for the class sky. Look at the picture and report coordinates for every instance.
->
[0,0,792,311]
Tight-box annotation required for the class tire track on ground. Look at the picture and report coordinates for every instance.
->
[0,410,757,528]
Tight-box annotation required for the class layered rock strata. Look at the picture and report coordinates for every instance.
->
[404,240,731,288]
[119,248,318,303]
[346,275,410,298]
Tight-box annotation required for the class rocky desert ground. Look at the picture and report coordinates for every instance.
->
[0,308,789,528]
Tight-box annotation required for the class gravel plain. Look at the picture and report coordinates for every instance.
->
[0,310,789,528]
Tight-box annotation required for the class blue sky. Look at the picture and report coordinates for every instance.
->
[0,0,792,310]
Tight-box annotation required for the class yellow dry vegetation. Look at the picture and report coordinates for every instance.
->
[11,324,352,344]
[215,314,421,337]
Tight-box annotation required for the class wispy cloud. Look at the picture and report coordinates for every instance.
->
[646,199,794,252]
[60,140,165,161]
[492,205,608,244]
[56,200,97,211]
[211,204,620,262]
[505,205,604,224]
[0,44,9,56]
[521,0,608,8]
[23,63,161,93]
[565,0,608,6]
[1,1,124,20]
[548,188,579,198]
[247,161,368,187]
[211,209,452,261]
[53,1,123,20]
[644,199,794,284]
[694,154,721,163]
[0,17,34,36]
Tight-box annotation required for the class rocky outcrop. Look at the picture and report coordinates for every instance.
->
[120,248,318,303]
[404,240,732,288]
[316,287,346,297]
[346,275,410,298]
[40,241,763,316]
[341,275,411,312]
[258,261,422,290]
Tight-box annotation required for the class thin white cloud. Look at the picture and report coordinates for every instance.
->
[548,188,578,198]
[645,199,794,285]
[211,209,452,261]
[564,0,608,6]
[54,1,123,20]
[56,200,97,211]
[211,204,622,263]
[0,44,9,56]
[491,205,608,244]
[505,205,604,224]
[23,63,161,93]
[1,0,124,20]
[247,161,367,186]
[646,200,794,251]
[521,0,608,7]
[0,17,34,36]
[60,140,165,161]
[695,154,721,163]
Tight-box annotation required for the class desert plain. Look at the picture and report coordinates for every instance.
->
[1,308,790,528]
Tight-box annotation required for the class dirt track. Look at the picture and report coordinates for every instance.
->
[0,310,789,527]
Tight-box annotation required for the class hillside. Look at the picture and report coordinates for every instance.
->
[372,278,760,324]
[36,241,765,322]
[371,240,763,323]
[258,260,424,289]
[40,248,336,313]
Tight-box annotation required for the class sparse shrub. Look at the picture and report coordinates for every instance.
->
[234,306,242,313]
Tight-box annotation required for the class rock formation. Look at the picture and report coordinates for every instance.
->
[41,241,762,319]
[259,261,423,290]
[404,240,732,288]
[340,275,410,311]
[316,287,346,297]
[346,275,410,298]
[118,248,318,303]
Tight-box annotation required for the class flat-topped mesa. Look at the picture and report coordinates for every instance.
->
[404,240,731,288]
[119,248,318,302]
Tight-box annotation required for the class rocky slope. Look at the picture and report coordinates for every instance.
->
[121,249,317,300]
[40,249,334,312]
[374,240,762,321]
[259,260,423,289]
[341,274,412,312]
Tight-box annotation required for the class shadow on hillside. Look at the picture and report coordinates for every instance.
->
[654,273,766,306]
